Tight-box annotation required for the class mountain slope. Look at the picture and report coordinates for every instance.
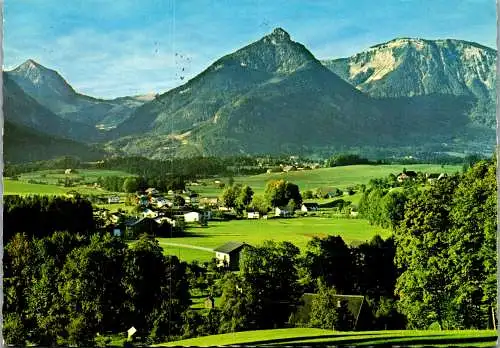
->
[6,60,146,128]
[322,38,496,128]
[3,120,105,163]
[3,72,103,142]
[110,28,394,156]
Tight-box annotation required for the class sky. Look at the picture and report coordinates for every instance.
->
[4,0,497,98]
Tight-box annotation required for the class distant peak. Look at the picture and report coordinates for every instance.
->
[265,27,291,42]
[23,59,42,67]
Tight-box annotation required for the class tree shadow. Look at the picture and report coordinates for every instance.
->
[244,333,498,347]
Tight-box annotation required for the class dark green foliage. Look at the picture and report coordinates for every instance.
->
[394,161,496,329]
[219,241,302,331]
[4,232,191,346]
[301,236,355,294]
[309,285,355,331]
[3,195,95,243]
[327,154,371,167]
[264,179,302,208]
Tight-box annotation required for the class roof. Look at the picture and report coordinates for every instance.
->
[213,241,248,254]
[290,293,365,329]
[302,203,319,208]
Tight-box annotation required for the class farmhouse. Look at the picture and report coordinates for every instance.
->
[247,211,260,219]
[275,207,291,217]
[282,165,297,172]
[184,211,201,222]
[107,195,120,204]
[397,171,417,183]
[64,168,73,174]
[290,293,365,330]
[301,203,319,212]
[214,241,249,270]
[125,217,158,237]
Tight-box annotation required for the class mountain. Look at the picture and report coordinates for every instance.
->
[4,120,105,163]
[6,60,146,128]
[109,28,398,157]
[321,38,496,128]
[3,72,103,142]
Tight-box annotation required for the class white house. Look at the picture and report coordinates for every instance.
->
[275,207,291,217]
[301,203,319,212]
[108,196,121,204]
[247,211,260,219]
[184,211,201,223]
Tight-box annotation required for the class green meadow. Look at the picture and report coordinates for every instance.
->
[154,328,497,347]
[159,217,390,262]
[195,164,462,197]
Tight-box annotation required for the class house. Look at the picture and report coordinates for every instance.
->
[275,207,291,217]
[397,170,418,183]
[301,203,319,212]
[289,293,365,330]
[107,195,120,204]
[350,211,359,217]
[142,209,158,218]
[145,188,160,196]
[204,296,215,309]
[184,211,201,223]
[247,211,260,219]
[282,165,297,172]
[125,217,158,237]
[214,241,250,270]
[64,168,73,174]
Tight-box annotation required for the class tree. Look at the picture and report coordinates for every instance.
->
[221,184,241,209]
[219,241,302,331]
[249,195,270,215]
[173,195,185,207]
[236,185,254,211]
[394,176,459,329]
[309,284,355,330]
[447,160,496,328]
[123,177,140,193]
[121,235,190,343]
[301,236,355,294]
[264,180,301,208]
[57,234,128,347]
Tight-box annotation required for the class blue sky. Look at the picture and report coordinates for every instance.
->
[4,0,496,98]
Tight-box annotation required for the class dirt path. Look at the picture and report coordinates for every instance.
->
[158,241,214,252]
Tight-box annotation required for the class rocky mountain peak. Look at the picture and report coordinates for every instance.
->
[265,27,291,43]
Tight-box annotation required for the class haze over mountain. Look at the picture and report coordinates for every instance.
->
[6,59,147,129]
[321,38,496,128]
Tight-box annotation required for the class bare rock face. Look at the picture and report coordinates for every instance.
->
[322,38,496,127]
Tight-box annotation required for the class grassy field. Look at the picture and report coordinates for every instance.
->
[159,217,390,262]
[154,328,497,347]
[195,164,462,197]
[4,169,132,196]
[158,242,215,263]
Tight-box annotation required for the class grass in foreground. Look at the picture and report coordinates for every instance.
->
[153,328,497,347]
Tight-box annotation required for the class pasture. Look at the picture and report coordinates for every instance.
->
[154,328,497,347]
[194,164,463,197]
[159,217,390,262]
